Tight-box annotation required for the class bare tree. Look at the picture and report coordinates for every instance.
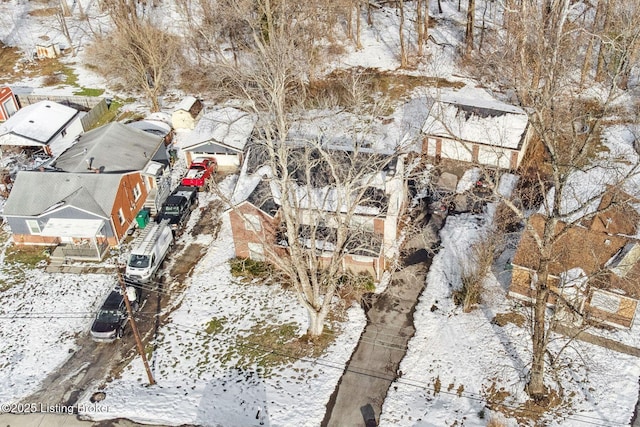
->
[470,0,640,401]
[86,0,182,111]
[209,16,410,335]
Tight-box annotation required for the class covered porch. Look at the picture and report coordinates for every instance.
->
[42,218,110,262]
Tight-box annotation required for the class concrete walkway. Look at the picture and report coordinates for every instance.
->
[322,215,443,426]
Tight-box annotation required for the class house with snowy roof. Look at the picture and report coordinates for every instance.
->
[227,116,407,280]
[422,94,532,170]
[509,193,640,329]
[0,100,84,157]
[2,122,168,260]
[181,107,256,172]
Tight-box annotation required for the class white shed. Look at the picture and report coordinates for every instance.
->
[171,96,204,130]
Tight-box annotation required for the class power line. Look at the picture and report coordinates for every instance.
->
[0,301,629,424]
[155,320,628,427]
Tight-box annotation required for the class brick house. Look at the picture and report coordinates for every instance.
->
[228,143,405,281]
[509,196,640,329]
[2,122,167,260]
[422,94,532,170]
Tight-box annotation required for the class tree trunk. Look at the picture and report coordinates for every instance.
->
[595,0,611,82]
[399,0,408,68]
[346,0,353,39]
[355,0,362,49]
[478,0,487,53]
[307,307,326,337]
[465,0,475,56]
[423,0,429,45]
[580,36,594,88]
[77,0,85,19]
[60,0,71,16]
[528,279,549,399]
[416,0,424,56]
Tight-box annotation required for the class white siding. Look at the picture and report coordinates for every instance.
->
[441,139,473,162]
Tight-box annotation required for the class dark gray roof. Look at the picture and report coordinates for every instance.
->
[247,180,278,217]
[3,171,122,217]
[185,141,238,155]
[53,122,163,173]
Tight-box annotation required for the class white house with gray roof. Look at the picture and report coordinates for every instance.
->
[0,101,84,157]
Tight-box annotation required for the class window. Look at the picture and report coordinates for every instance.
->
[243,214,262,231]
[591,291,621,314]
[117,208,125,225]
[248,243,265,261]
[3,99,17,118]
[26,220,40,234]
[132,183,142,201]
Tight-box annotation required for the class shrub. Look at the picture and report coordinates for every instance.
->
[336,271,376,305]
[229,257,273,280]
[433,376,442,395]
[452,232,499,312]
[452,266,482,312]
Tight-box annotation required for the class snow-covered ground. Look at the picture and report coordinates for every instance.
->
[380,211,640,426]
[0,265,115,404]
[78,212,365,426]
[1,0,640,426]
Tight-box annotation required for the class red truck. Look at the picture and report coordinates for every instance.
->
[181,157,217,191]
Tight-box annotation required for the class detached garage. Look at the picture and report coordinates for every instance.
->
[182,107,256,173]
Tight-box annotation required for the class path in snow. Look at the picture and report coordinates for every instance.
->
[322,213,445,426]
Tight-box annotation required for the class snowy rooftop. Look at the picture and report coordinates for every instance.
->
[0,101,79,145]
[183,107,256,152]
[174,96,199,112]
[288,109,413,153]
[422,93,529,150]
[2,171,121,217]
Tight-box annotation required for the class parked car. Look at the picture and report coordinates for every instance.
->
[181,157,217,191]
[155,186,198,232]
[90,287,139,343]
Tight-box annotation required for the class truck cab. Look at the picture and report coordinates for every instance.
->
[181,157,217,191]
[155,186,198,232]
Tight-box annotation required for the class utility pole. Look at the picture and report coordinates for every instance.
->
[117,272,155,386]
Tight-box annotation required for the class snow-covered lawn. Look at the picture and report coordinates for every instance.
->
[381,212,640,427]
[79,214,365,427]
[0,264,115,404]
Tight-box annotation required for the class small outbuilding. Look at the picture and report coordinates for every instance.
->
[182,107,256,172]
[171,96,204,130]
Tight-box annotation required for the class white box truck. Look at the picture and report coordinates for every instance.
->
[125,220,173,284]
